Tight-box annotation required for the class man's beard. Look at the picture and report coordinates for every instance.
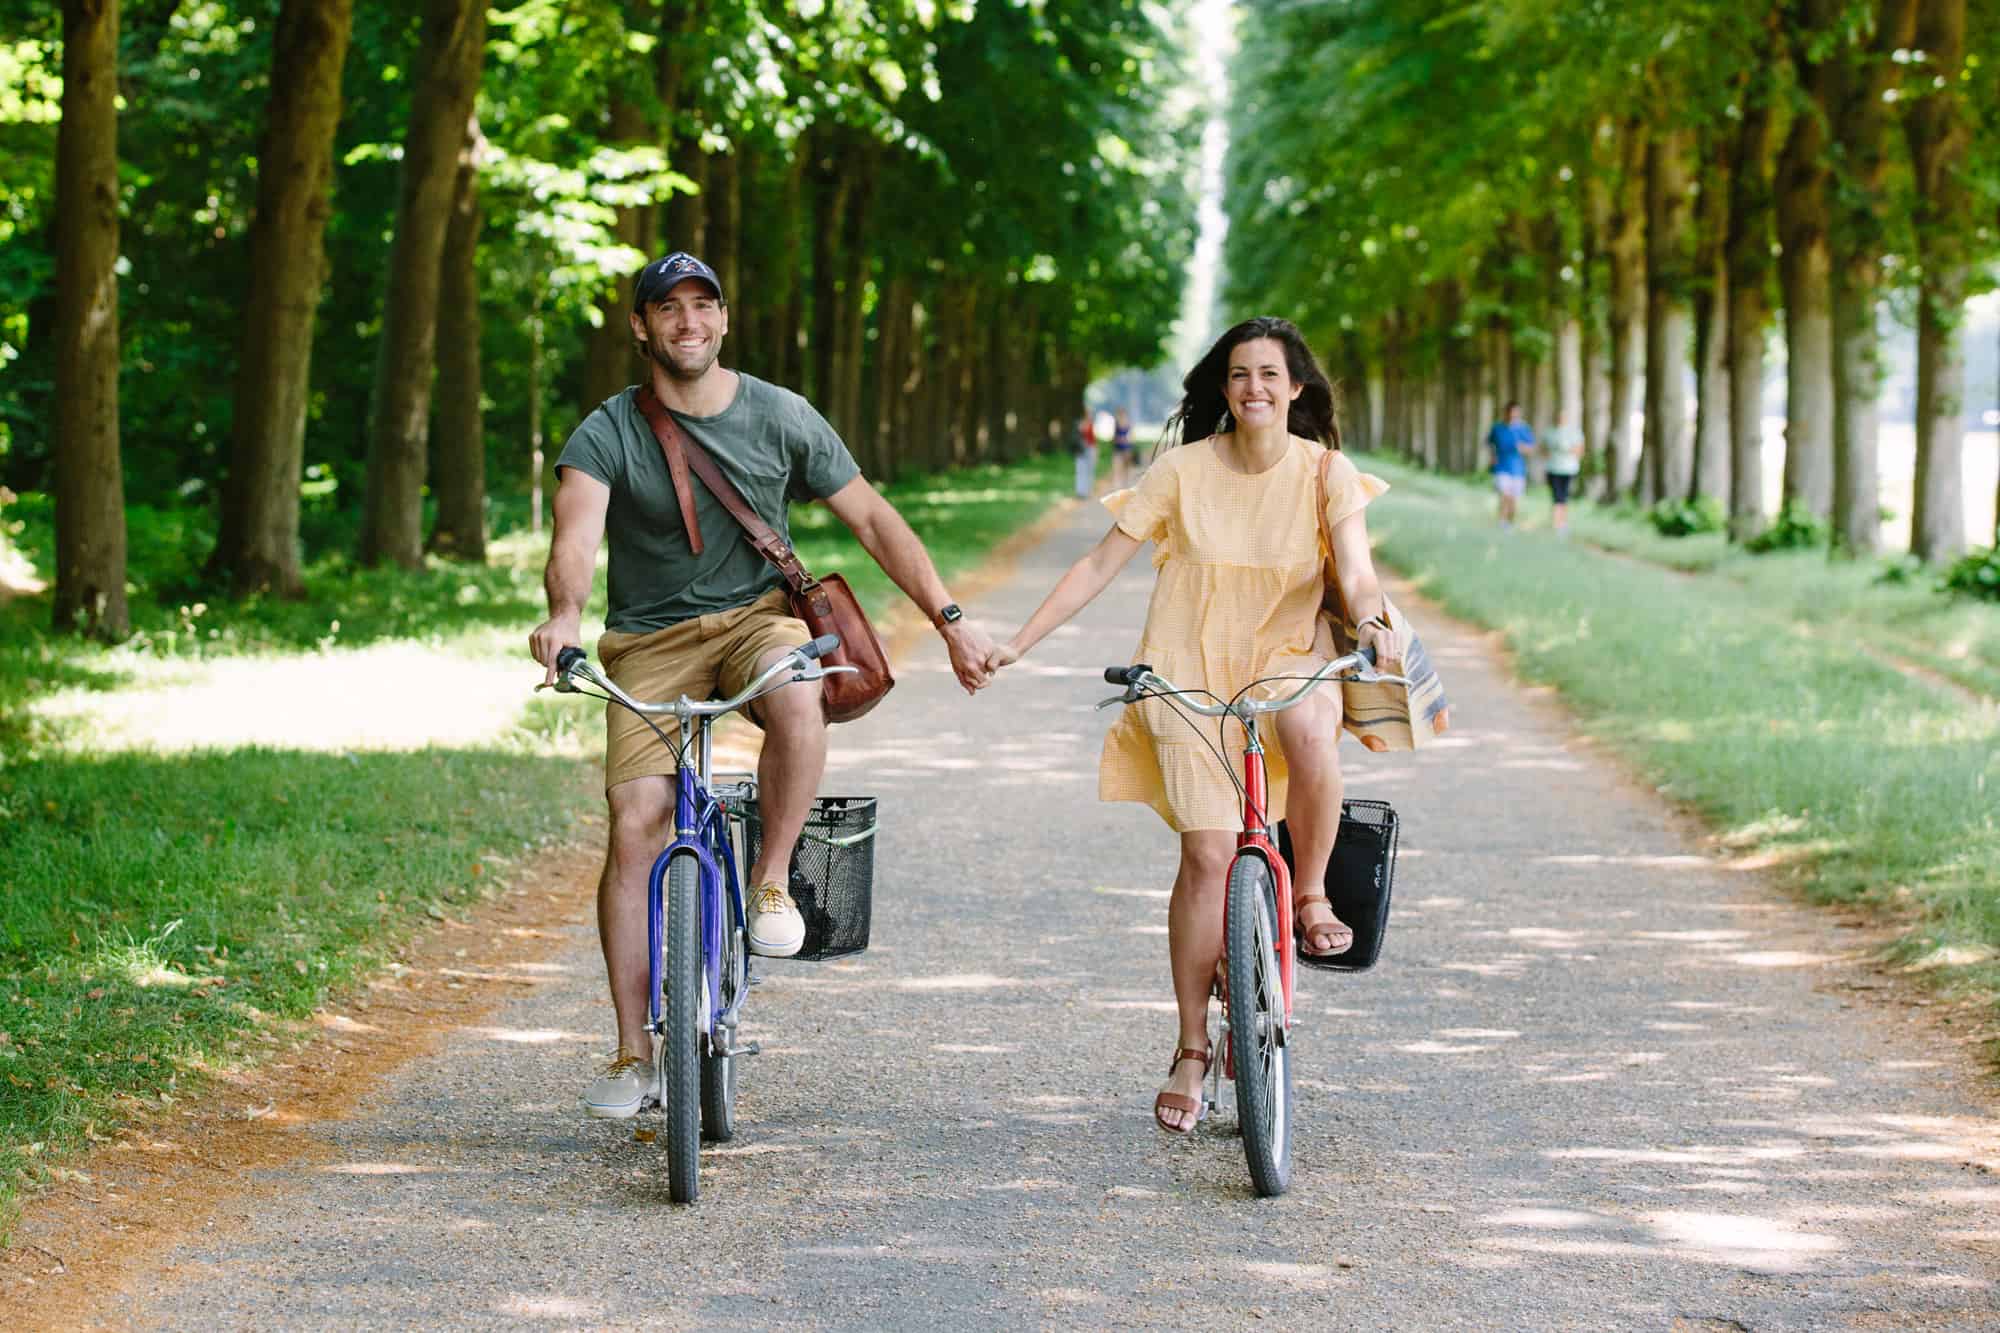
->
[644,336,719,383]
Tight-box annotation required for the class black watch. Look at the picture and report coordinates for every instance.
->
[932,602,964,631]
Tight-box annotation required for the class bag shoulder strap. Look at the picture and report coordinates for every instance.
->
[633,387,705,557]
[634,385,818,596]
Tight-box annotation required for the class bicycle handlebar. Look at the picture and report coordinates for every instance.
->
[1100,646,1397,719]
[549,633,849,718]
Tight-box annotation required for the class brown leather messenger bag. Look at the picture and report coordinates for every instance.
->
[633,386,894,723]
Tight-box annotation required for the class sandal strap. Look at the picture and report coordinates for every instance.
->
[1154,1092,1203,1114]
[1294,892,1334,911]
[1167,1046,1211,1075]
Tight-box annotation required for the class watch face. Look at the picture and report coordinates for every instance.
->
[939,603,963,624]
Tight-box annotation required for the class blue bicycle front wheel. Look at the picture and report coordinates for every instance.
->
[663,851,703,1203]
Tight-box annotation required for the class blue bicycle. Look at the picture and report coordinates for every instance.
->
[552,633,850,1203]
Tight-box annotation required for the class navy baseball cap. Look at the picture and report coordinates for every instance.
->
[632,252,723,310]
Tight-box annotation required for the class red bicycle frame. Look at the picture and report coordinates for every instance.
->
[1234,730,1296,1023]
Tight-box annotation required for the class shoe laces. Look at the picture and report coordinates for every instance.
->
[602,1052,646,1077]
[750,881,794,915]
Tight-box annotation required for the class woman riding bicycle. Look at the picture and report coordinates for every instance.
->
[984,316,1404,1133]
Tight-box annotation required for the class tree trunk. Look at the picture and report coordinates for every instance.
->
[1776,1,1841,517]
[1691,121,1732,504]
[835,147,876,449]
[765,153,805,388]
[707,145,740,316]
[1643,125,1694,506]
[1725,16,1781,542]
[1828,0,1920,556]
[1904,0,1972,561]
[207,0,351,597]
[527,279,545,536]
[427,114,486,560]
[1581,135,1612,477]
[577,95,655,419]
[871,275,913,479]
[807,134,851,409]
[358,0,485,569]
[1605,117,1647,500]
[52,0,127,639]
[664,145,707,255]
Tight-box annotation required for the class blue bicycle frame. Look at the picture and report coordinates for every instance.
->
[646,763,749,1043]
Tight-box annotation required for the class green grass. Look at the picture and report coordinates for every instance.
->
[1355,451,2000,992]
[0,447,1085,1232]
[1487,477,2000,699]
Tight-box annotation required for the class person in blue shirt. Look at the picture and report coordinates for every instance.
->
[1486,400,1533,529]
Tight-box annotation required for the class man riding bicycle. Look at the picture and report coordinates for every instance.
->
[529,252,995,1118]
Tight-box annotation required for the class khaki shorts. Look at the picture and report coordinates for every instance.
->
[597,586,810,790]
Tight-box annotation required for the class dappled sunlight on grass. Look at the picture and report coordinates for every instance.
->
[31,641,559,755]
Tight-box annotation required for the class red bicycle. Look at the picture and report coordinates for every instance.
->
[1099,647,1397,1196]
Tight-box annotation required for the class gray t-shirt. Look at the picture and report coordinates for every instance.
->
[555,374,861,632]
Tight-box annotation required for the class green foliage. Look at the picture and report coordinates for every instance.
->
[1941,545,2000,602]
[1744,499,1832,553]
[1646,495,1726,538]
[1873,553,1926,586]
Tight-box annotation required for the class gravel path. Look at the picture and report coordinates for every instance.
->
[116,498,2000,1330]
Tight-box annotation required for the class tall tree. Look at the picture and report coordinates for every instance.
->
[358,0,486,569]
[1826,0,1919,556]
[1903,0,1975,561]
[1605,118,1649,499]
[51,0,127,640]
[1642,121,1695,503]
[1724,11,1784,541]
[1690,119,1733,505]
[208,0,355,597]
[1775,0,1840,518]
[426,113,486,560]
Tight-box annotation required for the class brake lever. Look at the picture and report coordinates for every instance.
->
[1349,669,1411,688]
[534,678,581,694]
[795,664,861,683]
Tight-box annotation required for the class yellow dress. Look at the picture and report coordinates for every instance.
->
[1099,436,1389,832]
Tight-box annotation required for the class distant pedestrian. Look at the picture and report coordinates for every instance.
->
[1111,409,1137,489]
[1486,400,1532,529]
[1074,411,1098,499]
[1534,409,1584,535]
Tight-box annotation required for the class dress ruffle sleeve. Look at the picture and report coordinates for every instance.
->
[1322,449,1391,529]
[1102,450,1180,546]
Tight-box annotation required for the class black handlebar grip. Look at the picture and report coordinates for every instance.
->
[804,632,842,661]
[1357,645,1376,668]
[555,646,586,674]
[1104,662,1153,686]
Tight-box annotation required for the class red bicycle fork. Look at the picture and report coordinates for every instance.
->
[1235,745,1296,1024]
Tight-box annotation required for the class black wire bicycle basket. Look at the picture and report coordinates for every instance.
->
[1277,798,1399,973]
[739,796,878,960]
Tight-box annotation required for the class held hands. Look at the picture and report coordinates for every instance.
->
[942,618,998,695]
[982,640,1022,674]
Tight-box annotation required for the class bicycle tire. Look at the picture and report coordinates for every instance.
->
[1226,852,1293,1197]
[700,879,740,1143]
[663,851,703,1203]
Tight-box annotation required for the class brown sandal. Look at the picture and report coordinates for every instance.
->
[1154,1046,1212,1134]
[1295,892,1355,957]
